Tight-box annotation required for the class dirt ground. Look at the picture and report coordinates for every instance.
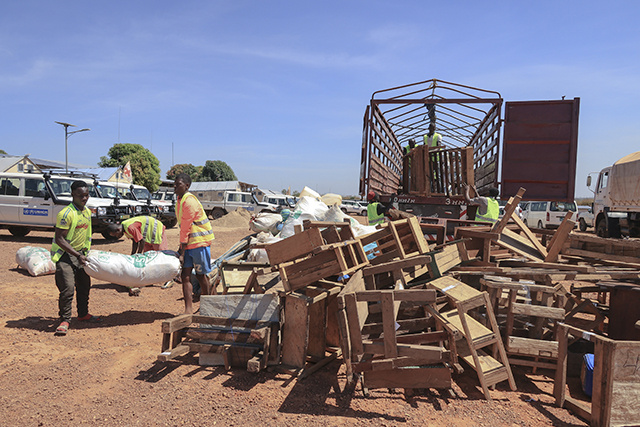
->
[0,215,588,427]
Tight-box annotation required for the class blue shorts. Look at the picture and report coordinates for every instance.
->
[183,246,212,275]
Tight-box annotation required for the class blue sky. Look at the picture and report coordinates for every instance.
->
[1,1,639,197]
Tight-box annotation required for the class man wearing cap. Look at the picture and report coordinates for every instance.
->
[366,191,388,226]
[463,183,500,224]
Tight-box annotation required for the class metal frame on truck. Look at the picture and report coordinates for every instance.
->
[359,78,580,220]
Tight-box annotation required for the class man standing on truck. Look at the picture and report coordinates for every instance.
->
[51,180,100,336]
[423,123,443,148]
[463,183,500,224]
[174,173,215,314]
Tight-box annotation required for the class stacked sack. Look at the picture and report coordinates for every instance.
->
[16,246,56,277]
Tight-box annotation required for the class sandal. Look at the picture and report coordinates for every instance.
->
[77,314,101,323]
[55,321,69,336]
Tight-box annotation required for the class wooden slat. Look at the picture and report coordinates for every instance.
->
[511,302,565,320]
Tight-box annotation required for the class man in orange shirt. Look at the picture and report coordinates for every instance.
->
[174,173,215,314]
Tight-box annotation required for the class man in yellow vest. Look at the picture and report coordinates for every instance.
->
[423,123,442,148]
[51,180,99,336]
[107,216,167,255]
[463,183,500,224]
[107,216,168,296]
[366,191,388,226]
[174,173,215,314]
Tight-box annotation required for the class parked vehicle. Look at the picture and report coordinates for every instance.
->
[99,181,178,228]
[200,191,272,220]
[360,79,579,222]
[498,199,523,219]
[96,181,159,220]
[261,194,295,213]
[0,171,132,238]
[521,200,577,229]
[577,205,594,232]
[587,151,640,237]
[340,200,367,216]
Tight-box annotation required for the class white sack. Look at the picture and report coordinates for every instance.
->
[84,250,181,287]
[323,204,379,237]
[294,196,330,219]
[15,246,56,277]
[249,212,282,235]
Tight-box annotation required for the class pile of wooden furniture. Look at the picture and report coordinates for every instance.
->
[157,195,640,420]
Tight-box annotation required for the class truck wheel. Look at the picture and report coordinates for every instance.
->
[537,220,543,229]
[579,218,587,232]
[8,226,30,237]
[596,218,608,238]
[361,210,367,216]
[211,208,225,220]
[523,219,528,226]
[341,208,348,214]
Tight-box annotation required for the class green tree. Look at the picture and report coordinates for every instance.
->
[200,160,237,182]
[0,149,7,155]
[167,163,200,181]
[99,143,161,192]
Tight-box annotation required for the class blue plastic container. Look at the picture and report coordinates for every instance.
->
[581,353,594,397]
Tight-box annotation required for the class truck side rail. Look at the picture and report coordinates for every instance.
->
[360,79,503,198]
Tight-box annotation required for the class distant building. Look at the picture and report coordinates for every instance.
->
[189,180,258,201]
[75,161,133,184]
[0,154,40,173]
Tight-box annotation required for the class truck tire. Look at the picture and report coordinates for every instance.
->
[8,226,30,237]
[211,208,226,220]
[341,208,348,214]
[537,220,543,229]
[361,210,367,216]
[596,218,608,238]
[579,218,587,232]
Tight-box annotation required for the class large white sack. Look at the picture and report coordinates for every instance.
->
[249,212,282,235]
[84,250,181,287]
[15,246,56,277]
[323,205,379,237]
[294,196,330,219]
[278,212,317,239]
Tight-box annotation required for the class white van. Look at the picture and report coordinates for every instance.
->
[0,172,131,238]
[522,200,577,229]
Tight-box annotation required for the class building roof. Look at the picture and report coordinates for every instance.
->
[30,157,88,171]
[190,181,241,192]
[74,167,120,182]
[0,155,21,172]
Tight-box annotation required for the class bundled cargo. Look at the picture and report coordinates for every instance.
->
[15,246,56,277]
[83,250,180,287]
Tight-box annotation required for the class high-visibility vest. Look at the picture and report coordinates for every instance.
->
[423,132,442,147]
[367,202,384,226]
[475,198,500,223]
[122,216,164,244]
[51,203,92,262]
[177,192,215,248]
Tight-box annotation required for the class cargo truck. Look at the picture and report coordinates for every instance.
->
[360,79,580,222]
[587,151,640,238]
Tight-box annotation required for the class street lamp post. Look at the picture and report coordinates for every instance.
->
[55,121,90,173]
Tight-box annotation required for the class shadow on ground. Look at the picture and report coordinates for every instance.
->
[5,310,174,332]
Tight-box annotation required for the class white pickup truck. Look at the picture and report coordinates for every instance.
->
[200,191,274,219]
